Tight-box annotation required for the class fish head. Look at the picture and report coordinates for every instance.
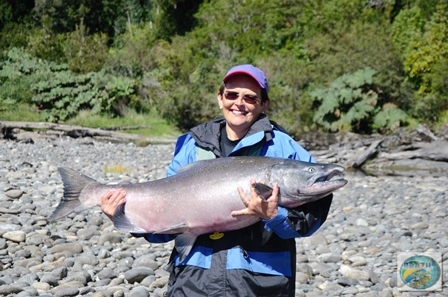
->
[270,161,348,208]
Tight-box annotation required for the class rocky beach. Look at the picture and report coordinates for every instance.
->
[0,136,447,297]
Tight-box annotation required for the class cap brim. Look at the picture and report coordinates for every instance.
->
[223,71,263,88]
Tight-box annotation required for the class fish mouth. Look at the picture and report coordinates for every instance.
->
[305,167,348,195]
[314,167,345,183]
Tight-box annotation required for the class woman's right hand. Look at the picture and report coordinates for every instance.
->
[101,189,127,220]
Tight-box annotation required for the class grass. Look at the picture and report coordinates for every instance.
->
[0,105,182,138]
[0,103,46,122]
[67,109,181,137]
[434,110,448,133]
[104,163,132,174]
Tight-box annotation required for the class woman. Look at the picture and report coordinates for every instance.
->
[101,64,333,297]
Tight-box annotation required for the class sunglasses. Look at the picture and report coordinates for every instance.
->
[223,91,259,104]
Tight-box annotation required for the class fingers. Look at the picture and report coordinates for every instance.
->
[237,186,250,207]
[101,188,127,217]
[270,182,279,203]
[235,180,279,220]
[231,208,251,216]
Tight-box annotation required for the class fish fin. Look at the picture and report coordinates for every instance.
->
[175,159,210,174]
[261,229,273,245]
[174,233,198,262]
[48,168,99,221]
[154,223,189,234]
[175,163,195,173]
[252,183,274,201]
[112,204,146,233]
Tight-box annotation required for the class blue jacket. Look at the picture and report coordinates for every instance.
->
[138,115,333,297]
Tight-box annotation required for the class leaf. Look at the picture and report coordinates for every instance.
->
[345,67,377,88]
[373,103,408,131]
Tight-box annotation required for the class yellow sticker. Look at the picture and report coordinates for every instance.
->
[209,232,224,240]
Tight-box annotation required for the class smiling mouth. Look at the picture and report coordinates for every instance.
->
[231,110,248,116]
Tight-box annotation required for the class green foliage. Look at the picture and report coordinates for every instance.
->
[31,70,139,122]
[67,108,181,137]
[150,0,202,40]
[0,22,32,51]
[1,47,139,122]
[27,24,66,63]
[63,22,109,73]
[0,47,58,104]
[312,67,408,133]
[2,0,448,133]
[403,4,448,91]
[33,0,122,37]
[0,103,45,121]
[255,53,314,134]
[138,58,221,130]
[373,103,409,132]
[194,0,306,58]
[105,23,159,77]
[400,4,448,121]
[391,6,425,54]
[0,0,34,32]
[0,0,12,30]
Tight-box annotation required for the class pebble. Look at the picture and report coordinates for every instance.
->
[1,137,447,296]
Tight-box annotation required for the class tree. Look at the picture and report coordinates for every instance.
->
[401,4,448,120]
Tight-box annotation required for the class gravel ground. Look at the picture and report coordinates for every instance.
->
[0,137,447,297]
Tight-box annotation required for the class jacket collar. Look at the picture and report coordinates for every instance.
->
[190,114,274,155]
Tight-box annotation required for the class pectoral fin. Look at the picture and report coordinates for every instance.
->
[154,223,189,234]
[252,183,274,201]
[261,229,273,245]
[113,204,146,233]
[174,233,198,262]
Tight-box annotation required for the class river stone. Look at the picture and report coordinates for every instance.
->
[2,230,26,242]
[4,189,23,198]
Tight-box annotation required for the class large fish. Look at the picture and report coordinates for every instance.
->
[49,156,348,260]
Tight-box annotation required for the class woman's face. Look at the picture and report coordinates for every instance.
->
[217,74,269,140]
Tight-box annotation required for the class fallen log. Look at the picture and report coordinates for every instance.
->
[351,138,384,168]
[0,121,176,145]
[379,140,448,162]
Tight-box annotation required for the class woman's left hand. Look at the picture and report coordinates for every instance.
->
[231,179,279,220]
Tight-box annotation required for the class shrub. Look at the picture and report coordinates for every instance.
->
[312,67,408,133]
[0,48,140,122]
[63,22,109,73]
[0,47,61,105]
[31,70,139,122]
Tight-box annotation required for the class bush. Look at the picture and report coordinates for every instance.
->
[312,67,408,133]
[0,47,140,122]
[31,70,139,122]
[63,22,109,73]
[0,47,60,105]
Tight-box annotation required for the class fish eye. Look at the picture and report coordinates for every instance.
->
[308,167,315,173]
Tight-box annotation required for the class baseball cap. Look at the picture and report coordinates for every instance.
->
[223,64,269,93]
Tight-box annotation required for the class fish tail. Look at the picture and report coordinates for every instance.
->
[48,167,98,221]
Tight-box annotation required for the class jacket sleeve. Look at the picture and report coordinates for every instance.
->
[263,195,333,239]
[167,133,197,177]
[263,132,333,238]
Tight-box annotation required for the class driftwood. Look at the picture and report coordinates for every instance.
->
[300,124,448,175]
[379,141,448,162]
[1,121,447,175]
[351,139,385,168]
[0,121,176,145]
[101,125,152,131]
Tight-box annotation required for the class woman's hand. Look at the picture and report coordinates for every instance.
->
[100,189,127,220]
[231,179,279,220]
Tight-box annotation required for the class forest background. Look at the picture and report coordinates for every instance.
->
[1,0,448,139]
